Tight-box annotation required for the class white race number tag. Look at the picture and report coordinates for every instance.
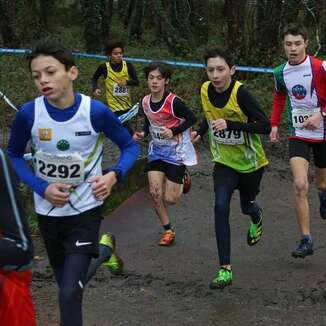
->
[292,107,320,128]
[211,127,244,145]
[149,126,175,145]
[34,151,85,185]
[113,83,128,96]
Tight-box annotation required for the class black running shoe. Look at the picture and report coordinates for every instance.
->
[291,237,314,258]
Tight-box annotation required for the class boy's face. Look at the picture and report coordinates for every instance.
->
[30,55,78,106]
[206,57,235,93]
[283,34,308,65]
[110,47,123,64]
[147,69,169,96]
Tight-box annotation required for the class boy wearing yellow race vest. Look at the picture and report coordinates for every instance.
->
[91,40,139,133]
[192,48,270,289]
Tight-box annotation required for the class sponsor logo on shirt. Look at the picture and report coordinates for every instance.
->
[56,139,70,151]
[38,128,52,141]
[75,240,92,247]
[75,131,91,136]
[303,74,311,77]
[292,84,306,100]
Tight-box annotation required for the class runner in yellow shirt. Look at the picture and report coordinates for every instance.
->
[192,48,270,289]
[92,40,139,134]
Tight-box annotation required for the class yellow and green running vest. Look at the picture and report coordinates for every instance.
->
[200,80,268,173]
[105,61,132,112]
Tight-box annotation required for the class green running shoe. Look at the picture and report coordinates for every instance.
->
[209,267,232,289]
[99,232,116,249]
[100,233,124,275]
[103,253,124,275]
[247,215,263,246]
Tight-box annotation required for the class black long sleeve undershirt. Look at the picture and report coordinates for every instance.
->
[141,92,197,136]
[91,61,139,91]
[197,80,271,136]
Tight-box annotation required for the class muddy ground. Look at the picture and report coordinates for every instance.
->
[31,137,326,326]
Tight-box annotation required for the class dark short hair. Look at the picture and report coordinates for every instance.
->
[143,62,172,80]
[204,48,234,68]
[105,40,124,55]
[26,38,75,71]
[281,23,308,41]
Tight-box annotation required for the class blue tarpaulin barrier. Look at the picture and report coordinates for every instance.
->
[0,48,274,74]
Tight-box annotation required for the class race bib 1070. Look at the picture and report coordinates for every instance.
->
[292,107,320,128]
[34,151,85,185]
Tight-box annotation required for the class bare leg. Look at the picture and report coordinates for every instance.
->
[290,157,310,236]
[315,167,326,191]
[164,179,183,205]
[148,171,170,226]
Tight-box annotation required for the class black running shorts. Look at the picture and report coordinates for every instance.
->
[289,138,326,168]
[37,206,103,267]
[146,160,186,184]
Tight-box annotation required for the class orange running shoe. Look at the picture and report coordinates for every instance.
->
[182,169,191,194]
[159,230,176,246]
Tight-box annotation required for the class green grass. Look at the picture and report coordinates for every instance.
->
[0,53,274,120]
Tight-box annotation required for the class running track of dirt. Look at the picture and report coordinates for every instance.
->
[32,139,326,326]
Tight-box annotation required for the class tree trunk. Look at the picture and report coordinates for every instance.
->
[311,0,325,55]
[149,0,193,55]
[128,0,143,39]
[255,0,283,64]
[224,0,247,61]
[80,0,103,53]
[189,0,210,44]
[101,0,113,45]
[280,0,301,26]
[123,0,134,27]
[0,0,19,47]
[39,0,54,29]
[172,0,192,40]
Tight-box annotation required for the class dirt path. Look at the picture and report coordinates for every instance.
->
[32,141,326,326]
